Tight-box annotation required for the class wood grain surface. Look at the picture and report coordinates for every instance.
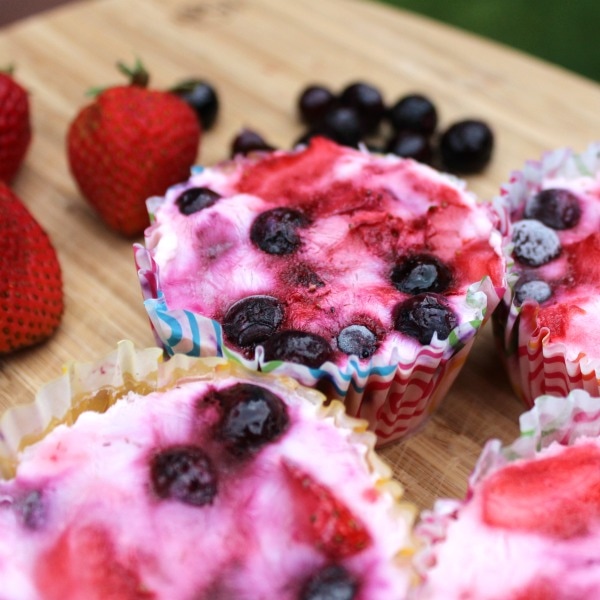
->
[1,0,600,510]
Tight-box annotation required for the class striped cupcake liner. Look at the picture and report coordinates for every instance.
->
[135,244,500,445]
[493,141,600,407]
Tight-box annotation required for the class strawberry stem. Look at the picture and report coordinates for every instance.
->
[117,58,150,88]
[84,59,150,97]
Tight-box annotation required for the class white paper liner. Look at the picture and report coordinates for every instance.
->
[493,141,600,407]
[413,389,600,579]
[0,342,164,476]
[135,244,500,445]
[0,340,415,515]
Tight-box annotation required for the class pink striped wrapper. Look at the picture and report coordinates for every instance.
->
[492,142,600,407]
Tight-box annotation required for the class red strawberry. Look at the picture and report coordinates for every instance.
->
[481,442,600,539]
[66,61,201,236]
[0,182,63,354]
[35,523,155,599]
[283,459,372,558]
[0,67,32,183]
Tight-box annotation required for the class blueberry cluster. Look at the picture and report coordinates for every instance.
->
[230,81,494,174]
[169,76,493,175]
[511,188,582,305]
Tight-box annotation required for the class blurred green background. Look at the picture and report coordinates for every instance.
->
[377,0,600,82]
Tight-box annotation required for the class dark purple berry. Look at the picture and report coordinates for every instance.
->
[223,295,284,347]
[170,79,219,130]
[393,294,458,345]
[523,188,581,230]
[339,82,385,134]
[439,119,494,174]
[175,187,222,215]
[231,128,275,157]
[298,85,338,126]
[250,207,310,255]
[151,446,217,506]
[262,330,333,368]
[213,383,289,455]
[320,107,363,147]
[512,219,561,267]
[387,94,438,135]
[386,131,433,164]
[391,254,453,295]
[15,490,46,530]
[514,278,552,305]
[337,324,378,359]
[301,564,358,600]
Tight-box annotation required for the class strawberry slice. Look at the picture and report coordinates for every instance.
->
[283,459,372,558]
[481,442,600,539]
[35,523,154,599]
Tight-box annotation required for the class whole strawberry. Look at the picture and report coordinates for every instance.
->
[67,61,201,236]
[0,182,63,354]
[0,68,32,183]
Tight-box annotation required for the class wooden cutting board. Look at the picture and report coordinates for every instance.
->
[2,0,600,510]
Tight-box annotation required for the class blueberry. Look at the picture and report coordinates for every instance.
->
[523,188,581,230]
[391,254,453,295]
[439,119,494,174]
[514,278,552,305]
[386,131,433,164]
[393,294,458,345]
[320,107,363,147]
[262,330,333,368]
[231,128,275,157]
[387,93,438,136]
[151,446,217,506]
[301,564,358,600]
[15,490,46,530]
[339,81,385,134]
[298,84,338,126]
[175,187,222,215]
[337,325,378,359]
[512,219,561,267]
[223,295,284,348]
[213,383,289,456]
[250,207,310,255]
[170,79,219,130]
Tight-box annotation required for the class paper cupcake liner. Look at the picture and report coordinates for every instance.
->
[413,389,600,579]
[0,338,415,520]
[493,142,600,407]
[0,342,161,477]
[0,341,225,477]
[136,244,500,445]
